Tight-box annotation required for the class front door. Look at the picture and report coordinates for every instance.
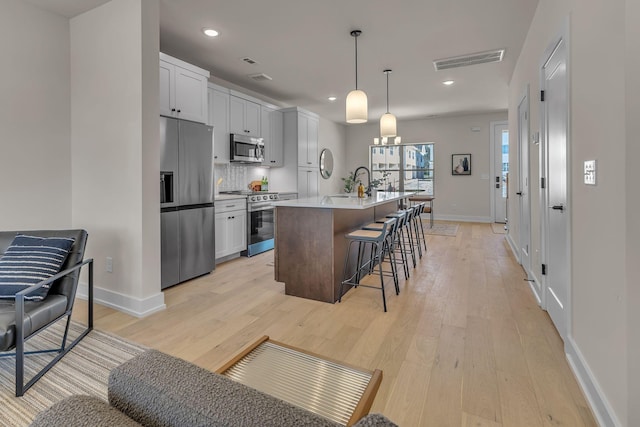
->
[543,36,570,341]
[492,122,508,223]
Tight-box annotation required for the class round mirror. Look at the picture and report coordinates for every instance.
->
[319,148,334,179]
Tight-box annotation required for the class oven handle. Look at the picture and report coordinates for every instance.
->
[249,205,275,212]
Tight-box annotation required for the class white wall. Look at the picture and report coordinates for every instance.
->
[625,1,640,425]
[318,117,347,195]
[345,112,507,222]
[508,1,631,425]
[0,0,71,230]
[70,0,163,316]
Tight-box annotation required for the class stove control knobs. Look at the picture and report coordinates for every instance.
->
[263,195,268,201]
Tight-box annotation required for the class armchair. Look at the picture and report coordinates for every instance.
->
[0,229,93,396]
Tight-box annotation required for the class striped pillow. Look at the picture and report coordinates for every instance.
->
[0,235,75,301]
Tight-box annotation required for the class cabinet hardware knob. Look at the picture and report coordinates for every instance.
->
[171,108,176,112]
[177,109,181,113]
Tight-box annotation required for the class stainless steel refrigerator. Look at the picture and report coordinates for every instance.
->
[160,117,215,289]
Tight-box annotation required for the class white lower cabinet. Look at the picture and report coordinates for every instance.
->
[215,199,247,260]
[297,167,319,199]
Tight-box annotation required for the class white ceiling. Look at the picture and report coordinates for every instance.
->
[25,0,540,124]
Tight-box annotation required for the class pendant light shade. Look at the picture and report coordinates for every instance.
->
[380,69,397,137]
[346,30,368,123]
[380,113,397,137]
[346,89,368,123]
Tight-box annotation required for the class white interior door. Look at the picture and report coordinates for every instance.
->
[493,122,508,223]
[543,36,570,341]
[518,92,533,286]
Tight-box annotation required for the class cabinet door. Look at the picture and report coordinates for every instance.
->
[297,115,310,167]
[307,168,319,197]
[229,96,245,135]
[261,106,272,166]
[228,210,247,253]
[244,101,261,136]
[270,110,284,167]
[210,89,230,163]
[159,60,175,117]
[215,211,229,259]
[175,67,208,123]
[307,116,319,167]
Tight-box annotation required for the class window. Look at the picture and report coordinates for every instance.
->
[369,143,434,195]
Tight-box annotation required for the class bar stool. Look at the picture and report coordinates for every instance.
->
[383,208,417,268]
[339,218,397,312]
[361,217,402,294]
[409,196,434,228]
[414,202,428,252]
[375,210,411,279]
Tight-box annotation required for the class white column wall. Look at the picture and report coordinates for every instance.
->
[70,0,163,316]
[0,0,71,230]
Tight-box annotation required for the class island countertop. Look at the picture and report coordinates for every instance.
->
[272,191,418,209]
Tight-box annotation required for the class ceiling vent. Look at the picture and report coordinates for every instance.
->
[433,49,505,71]
[242,57,259,65]
[248,73,273,82]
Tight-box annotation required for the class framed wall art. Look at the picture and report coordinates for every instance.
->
[452,154,471,175]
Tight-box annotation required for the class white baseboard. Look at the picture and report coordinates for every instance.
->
[434,214,493,223]
[506,233,520,263]
[566,336,621,427]
[77,282,166,318]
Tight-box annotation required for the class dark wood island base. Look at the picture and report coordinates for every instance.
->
[274,200,399,303]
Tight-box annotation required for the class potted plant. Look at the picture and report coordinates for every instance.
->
[341,171,359,193]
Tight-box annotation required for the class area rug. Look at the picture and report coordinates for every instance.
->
[0,320,146,427]
[491,223,507,234]
[424,222,459,237]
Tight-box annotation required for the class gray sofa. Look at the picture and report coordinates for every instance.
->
[31,349,397,427]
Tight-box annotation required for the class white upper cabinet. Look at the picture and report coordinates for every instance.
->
[159,53,209,124]
[229,95,261,136]
[208,85,230,163]
[296,112,319,168]
[261,106,284,167]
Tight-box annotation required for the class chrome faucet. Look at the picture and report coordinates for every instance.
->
[354,166,371,196]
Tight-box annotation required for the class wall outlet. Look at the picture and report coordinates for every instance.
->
[106,257,113,273]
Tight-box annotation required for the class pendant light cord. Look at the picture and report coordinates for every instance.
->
[386,72,389,113]
[354,35,359,90]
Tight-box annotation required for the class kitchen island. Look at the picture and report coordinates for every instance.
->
[273,192,415,303]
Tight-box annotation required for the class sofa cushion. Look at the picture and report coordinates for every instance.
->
[109,349,343,427]
[0,235,75,301]
[29,395,142,427]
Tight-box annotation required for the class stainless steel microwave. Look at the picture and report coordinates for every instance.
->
[230,133,264,163]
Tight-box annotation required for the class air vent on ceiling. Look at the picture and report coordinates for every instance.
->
[248,73,273,82]
[242,57,259,65]
[433,49,505,71]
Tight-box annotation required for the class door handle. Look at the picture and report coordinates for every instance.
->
[516,192,523,196]
[551,204,564,211]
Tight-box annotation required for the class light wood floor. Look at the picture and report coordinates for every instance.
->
[75,222,597,426]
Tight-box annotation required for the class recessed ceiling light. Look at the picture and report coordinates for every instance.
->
[328,96,337,102]
[443,80,455,86]
[202,28,219,37]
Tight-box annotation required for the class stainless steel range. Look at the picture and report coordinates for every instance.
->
[244,192,279,257]
[219,191,279,257]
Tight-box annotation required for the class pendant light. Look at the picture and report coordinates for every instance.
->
[346,30,368,123]
[380,69,397,137]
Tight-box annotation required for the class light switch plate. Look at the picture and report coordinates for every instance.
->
[584,160,596,185]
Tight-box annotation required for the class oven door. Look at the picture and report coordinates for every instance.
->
[244,205,275,256]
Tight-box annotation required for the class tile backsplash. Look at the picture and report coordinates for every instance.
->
[214,163,270,194]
